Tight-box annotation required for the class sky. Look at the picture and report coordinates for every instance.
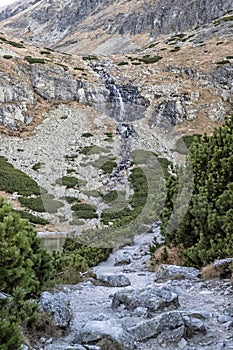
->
[0,0,18,7]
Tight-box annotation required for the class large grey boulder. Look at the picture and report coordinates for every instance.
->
[129,310,184,342]
[39,291,71,328]
[72,319,135,350]
[154,264,200,282]
[93,274,131,287]
[112,286,179,316]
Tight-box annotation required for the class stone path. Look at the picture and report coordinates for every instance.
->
[35,227,233,350]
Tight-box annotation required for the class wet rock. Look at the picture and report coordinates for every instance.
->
[112,285,179,316]
[129,310,184,342]
[154,264,200,282]
[93,274,131,287]
[72,319,135,350]
[39,291,71,328]
[114,251,132,266]
[183,316,206,337]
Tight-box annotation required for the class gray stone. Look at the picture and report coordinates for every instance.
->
[224,306,233,317]
[114,251,132,266]
[213,258,233,278]
[72,319,135,350]
[183,316,206,337]
[93,274,131,287]
[129,310,184,342]
[112,285,179,316]
[39,291,71,328]
[154,264,200,282]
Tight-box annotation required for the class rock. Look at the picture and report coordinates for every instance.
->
[129,310,184,342]
[39,291,71,328]
[72,319,135,350]
[93,274,131,287]
[21,345,29,350]
[213,258,233,279]
[114,251,132,266]
[112,285,179,316]
[183,316,206,337]
[154,264,200,282]
[224,306,233,317]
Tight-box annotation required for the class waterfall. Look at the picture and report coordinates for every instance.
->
[113,85,125,121]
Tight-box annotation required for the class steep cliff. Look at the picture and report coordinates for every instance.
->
[0,0,232,54]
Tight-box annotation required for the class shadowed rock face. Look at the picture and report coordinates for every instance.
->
[0,0,232,52]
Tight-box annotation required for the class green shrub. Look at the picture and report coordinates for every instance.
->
[102,190,118,203]
[0,198,53,348]
[81,132,93,138]
[0,156,41,196]
[3,55,12,59]
[159,116,233,267]
[100,160,117,174]
[82,55,98,61]
[216,60,230,65]
[71,203,97,219]
[138,55,162,64]
[56,176,80,188]
[18,193,63,213]
[24,56,46,64]
[7,40,25,48]
[118,61,129,66]
[32,162,42,171]
[74,67,85,71]
[15,210,49,225]
[40,50,51,55]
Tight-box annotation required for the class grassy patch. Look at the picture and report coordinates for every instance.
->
[6,40,25,48]
[82,190,100,198]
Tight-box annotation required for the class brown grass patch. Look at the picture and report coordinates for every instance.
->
[150,245,182,271]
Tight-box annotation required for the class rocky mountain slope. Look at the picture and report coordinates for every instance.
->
[0,7,232,232]
[0,0,232,54]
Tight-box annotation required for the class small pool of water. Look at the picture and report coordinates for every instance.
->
[40,235,66,252]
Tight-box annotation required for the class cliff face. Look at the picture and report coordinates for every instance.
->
[0,0,232,53]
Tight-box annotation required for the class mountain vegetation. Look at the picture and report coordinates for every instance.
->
[155,115,233,267]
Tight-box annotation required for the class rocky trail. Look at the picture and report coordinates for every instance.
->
[36,227,233,350]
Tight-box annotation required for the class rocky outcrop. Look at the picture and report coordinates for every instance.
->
[111,285,179,316]
[39,291,72,328]
[0,0,232,53]
[72,319,135,350]
[93,274,131,287]
[154,264,200,282]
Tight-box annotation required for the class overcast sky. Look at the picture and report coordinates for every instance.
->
[0,0,18,7]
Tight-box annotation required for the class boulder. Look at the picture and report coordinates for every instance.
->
[154,264,200,282]
[114,251,132,266]
[112,286,179,316]
[183,316,206,337]
[214,258,233,279]
[93,274,131,287]
[129,310,184,342]
[39,291,71,328]
[72,319,135,350]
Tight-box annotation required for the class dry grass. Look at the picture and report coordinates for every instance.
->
[150,245,182,271]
